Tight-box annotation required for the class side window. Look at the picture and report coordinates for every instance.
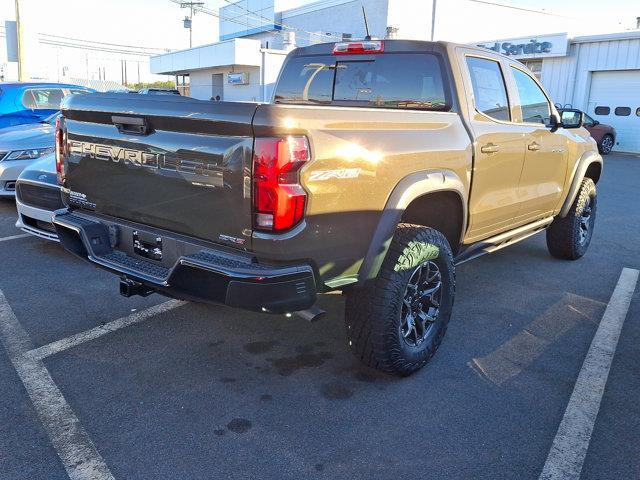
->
[466,56,510,121]
[511,67,551,124]
[594,106,610,115]
[583,113,595,127]
[22,88,64,110]
[69,89,90,96]
[21,90,37,109]
[614,107,630,116]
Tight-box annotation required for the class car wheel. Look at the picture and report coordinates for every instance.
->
[599,134,614,155]
[344,224,455,376]
[546,178,597,260]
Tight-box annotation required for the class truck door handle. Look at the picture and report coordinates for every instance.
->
[480,143,499,154]
[112,115,151,135]
[528,142,541,151]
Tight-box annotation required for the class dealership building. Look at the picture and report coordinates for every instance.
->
[151,0,640,153]
[476,31,640,153]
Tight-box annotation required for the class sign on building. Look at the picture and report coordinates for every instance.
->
[476,33,568,59]
[5,21,18,62]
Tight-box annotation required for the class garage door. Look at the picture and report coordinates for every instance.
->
[587,70,640,153]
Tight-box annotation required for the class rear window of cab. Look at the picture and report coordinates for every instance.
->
[274,53,450,111]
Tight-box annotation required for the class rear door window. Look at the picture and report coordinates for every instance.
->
[465,56,510,122]
[274,53,448,111]
[21,88,65,110]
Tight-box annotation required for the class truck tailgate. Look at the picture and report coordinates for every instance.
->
[60,94,256,247]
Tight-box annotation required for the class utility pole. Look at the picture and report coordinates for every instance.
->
[430,0,437,41]
[15,0,26,81]
[180,2,204,48]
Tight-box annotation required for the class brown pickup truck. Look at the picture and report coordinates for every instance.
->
[53,40,602,376]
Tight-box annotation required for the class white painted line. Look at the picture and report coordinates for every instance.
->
[29,299,187,360]
[0,233,31,242]
[539,267,639,480]
[0,290,115,480]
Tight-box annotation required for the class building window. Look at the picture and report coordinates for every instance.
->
[594,106,610,115]
[521,60,542,80]
[615,106,631,116]
[637,107,640,117]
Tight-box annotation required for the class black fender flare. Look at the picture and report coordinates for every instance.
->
[559,151,603,218]
[357,169,468,284]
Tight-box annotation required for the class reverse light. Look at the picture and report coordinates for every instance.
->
[55,117,65,184]
[333,40,384,55]
[253,136,310,232]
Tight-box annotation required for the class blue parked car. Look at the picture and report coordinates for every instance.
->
[0,82,94,129]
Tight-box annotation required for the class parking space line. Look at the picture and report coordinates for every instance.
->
[539,267,639,480]
[0,233,31,242]
[0,289,115,480]
[28,299,187,360]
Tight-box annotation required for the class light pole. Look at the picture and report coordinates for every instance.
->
[15,0,25,81]
[180,2,204,48]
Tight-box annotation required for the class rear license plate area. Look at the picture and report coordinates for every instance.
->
[133,230,163,261]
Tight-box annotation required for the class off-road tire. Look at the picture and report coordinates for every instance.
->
[344,224,455,376]
[546,177,597,260]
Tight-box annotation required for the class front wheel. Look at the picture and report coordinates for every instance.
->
[599,134,614,155]
[546,178,597,260]
[344,225,455,376]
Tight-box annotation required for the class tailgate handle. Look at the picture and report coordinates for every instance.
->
[112,115,151,135]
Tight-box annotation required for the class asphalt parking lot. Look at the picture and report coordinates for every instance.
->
[1,152,639,480]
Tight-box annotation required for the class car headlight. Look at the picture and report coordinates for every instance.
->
[4,147,54,161]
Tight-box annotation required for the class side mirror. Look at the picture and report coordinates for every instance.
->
[560,108,583,129]
[593,120,600,126]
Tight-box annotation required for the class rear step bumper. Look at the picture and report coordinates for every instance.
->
[52,210,317,314]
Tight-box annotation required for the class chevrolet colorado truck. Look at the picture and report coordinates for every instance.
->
[52,40,602,376]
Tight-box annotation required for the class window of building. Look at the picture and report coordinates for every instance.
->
[274,53,449,111]
[511,67,551,124]
[521,59,542,80]
[466,56,510,121]
[614,106,631,116]
[594,106,610,115]
[636,107,640,117]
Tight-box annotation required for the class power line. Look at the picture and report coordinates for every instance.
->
[37,32,167,52]
[465,0,576,18]
[39,40,158,57]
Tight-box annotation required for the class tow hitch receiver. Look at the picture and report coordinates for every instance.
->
[119,278,154,298]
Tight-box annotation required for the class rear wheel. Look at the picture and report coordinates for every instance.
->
[344,224,455,376]
[546,178,597,260]
[599,134,614,155]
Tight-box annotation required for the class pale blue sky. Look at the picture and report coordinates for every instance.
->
[1,0,638,52]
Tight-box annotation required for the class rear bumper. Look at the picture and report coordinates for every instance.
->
[52,210,317,314]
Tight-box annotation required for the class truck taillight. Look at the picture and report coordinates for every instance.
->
[253,136,309,232]
[333,40,384,55]
[54,117,65,184]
